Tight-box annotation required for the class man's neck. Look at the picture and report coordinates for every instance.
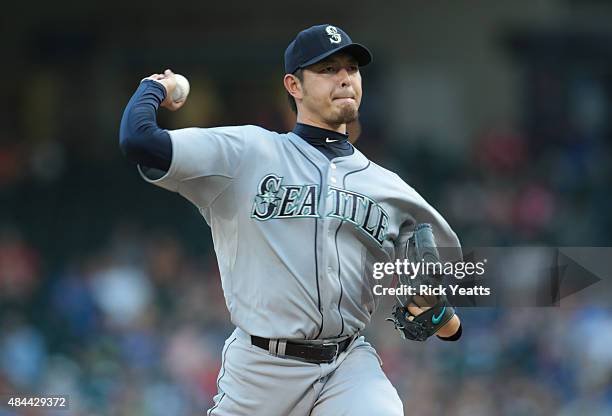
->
[296,114,346,134]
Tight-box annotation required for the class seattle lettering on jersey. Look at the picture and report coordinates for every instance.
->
[327,186,389,245]
[251,174,389,246]
[251,174,319,220]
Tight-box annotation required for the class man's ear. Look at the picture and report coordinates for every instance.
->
[283,74,303,101]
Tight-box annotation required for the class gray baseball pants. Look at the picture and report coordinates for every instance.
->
[207,327,404,416]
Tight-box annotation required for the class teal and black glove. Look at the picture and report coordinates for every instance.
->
[387,223,457,341]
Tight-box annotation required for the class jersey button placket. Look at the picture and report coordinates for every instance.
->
[326,160,343,337]
[317,160,338,337]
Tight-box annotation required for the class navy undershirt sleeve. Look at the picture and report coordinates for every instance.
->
[119,80,172,171]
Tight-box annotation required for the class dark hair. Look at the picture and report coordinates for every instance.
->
[287,69,304,114]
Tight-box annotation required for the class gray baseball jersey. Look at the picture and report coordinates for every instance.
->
[139,124,461,340]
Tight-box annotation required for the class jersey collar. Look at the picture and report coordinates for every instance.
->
[292,122,349,144]
[287,131,368,169]
[292,123,353,161]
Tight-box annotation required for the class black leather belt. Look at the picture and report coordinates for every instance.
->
[251,335,354,364]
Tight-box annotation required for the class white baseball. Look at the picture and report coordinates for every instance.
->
[172,74,190,103]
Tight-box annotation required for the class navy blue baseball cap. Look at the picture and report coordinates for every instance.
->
[284,24,372,74]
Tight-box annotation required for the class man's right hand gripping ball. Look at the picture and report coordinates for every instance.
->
[143,69,185,112]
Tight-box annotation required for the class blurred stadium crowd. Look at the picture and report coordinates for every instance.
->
[2,2,612,415]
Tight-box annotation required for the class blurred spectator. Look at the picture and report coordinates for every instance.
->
[0,316,47,389]
[89,263,153,329]
[0,228,40,303]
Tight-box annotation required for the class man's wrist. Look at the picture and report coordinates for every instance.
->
[437,323,462,341]
[140,79,168,102]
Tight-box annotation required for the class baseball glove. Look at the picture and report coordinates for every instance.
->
[387,223,456,341]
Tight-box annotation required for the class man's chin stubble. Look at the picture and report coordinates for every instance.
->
[331,106,359,125]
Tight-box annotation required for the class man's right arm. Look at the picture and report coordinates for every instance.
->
[119,79,173,171]
[119,70,248,208]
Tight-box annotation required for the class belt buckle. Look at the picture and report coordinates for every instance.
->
[322,342,339,362]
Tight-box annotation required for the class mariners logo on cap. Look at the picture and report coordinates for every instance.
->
[325,26,342,44]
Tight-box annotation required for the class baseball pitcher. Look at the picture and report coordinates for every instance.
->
[119,24,462,416]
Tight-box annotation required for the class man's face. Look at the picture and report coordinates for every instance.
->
[298,52,362,127]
